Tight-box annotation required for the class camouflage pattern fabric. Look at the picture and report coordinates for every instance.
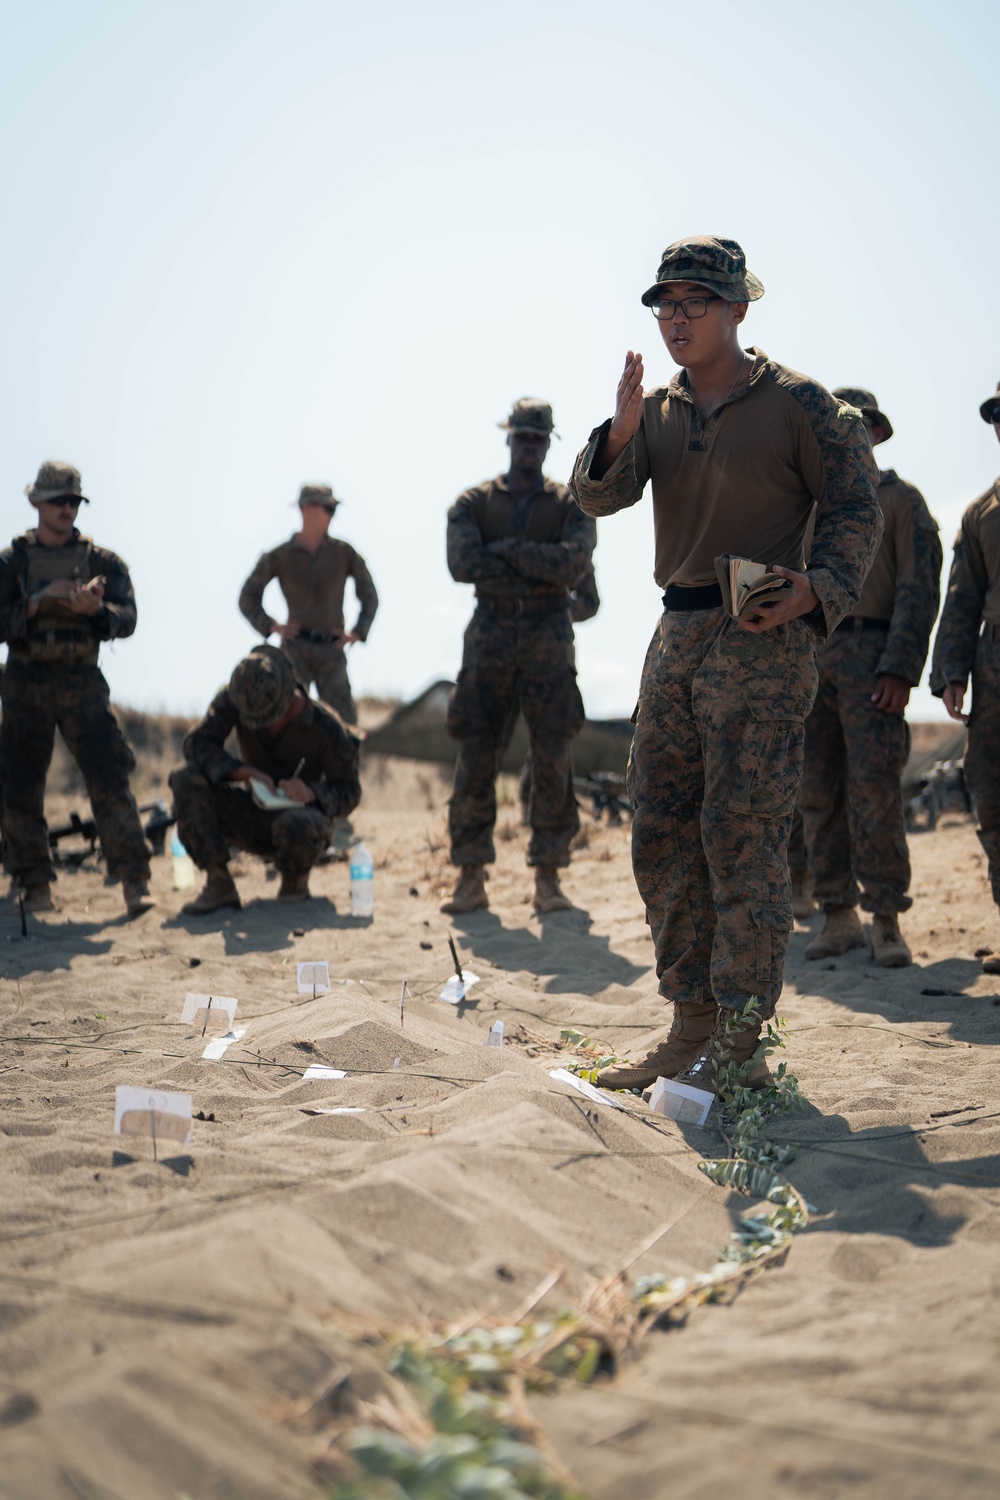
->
[788,806,808,876]
[0,531,137,652]
[498,398,556,435]
[963,636,1000,905]
[280,637,357,724]
[799,629,911,914]
[640,235,764,306]
[859,472,942,684]
[169,765,331,874]
[25,460,89,503]
[0,660,150,887]
[446,475,596,603]
[930,484,1000,694]
[628,610,817,1017]
[447,607,585,868]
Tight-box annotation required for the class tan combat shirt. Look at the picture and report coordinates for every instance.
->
[239,535,378,641]
[572,348,881,635]
[846,470,941,685]
[930,480,1000,693]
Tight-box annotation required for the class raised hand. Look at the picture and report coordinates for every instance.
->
[594,352,644,475]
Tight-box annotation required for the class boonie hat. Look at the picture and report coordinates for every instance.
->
[25,460,89,504]
[297,482,339,511]
[640,236,764,308]
[498,398,558,438]
[980,380,1000,425]
[228,645,297,729]
[834,388,893,444]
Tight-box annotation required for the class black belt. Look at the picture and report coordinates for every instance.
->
[476,595,570,617]
[662,583,723,612]
[833,616,891,634]
[295,628,342,645]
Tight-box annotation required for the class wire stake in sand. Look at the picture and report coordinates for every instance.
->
[114,1087,193,1164]
[297,961,331,999]
[399,977,407,1028]
[18,894,27,939]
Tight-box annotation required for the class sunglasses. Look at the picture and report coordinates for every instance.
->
[988,404,1000,424]
[43,496,81,510]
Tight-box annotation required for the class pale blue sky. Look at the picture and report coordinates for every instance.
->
[2,0,997,720]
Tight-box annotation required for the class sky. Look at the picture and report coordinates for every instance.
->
[2,0,998,722]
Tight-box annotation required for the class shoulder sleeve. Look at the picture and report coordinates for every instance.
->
[446,484,517,585]
[310,710,362,818]
[182,689,242,782]
[930,496,990,694]
[0,541,29,645]
[785,379,882,635]
[89,545,137,641]
[878,482,942,684]
[571,415,651,517]
[239,549,279,636]
[346,546,378,640]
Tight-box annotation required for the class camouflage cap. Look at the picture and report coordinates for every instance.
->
[833,388,893,444]
[25,460,89,504]
[498,398,558,438]
[980,380,1000,425]
[228,645,297,730]
[640,235,764,308]
[297,482,339,511]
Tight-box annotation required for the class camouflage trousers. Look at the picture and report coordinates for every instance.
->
[447,605,584,867]
[0,659,150,887]
[964,634,1000,907]
[629,609,817,1016]
[281,638,356,724]
[799,628,911,914]
[788,806,808,875]
[169,765,332,875]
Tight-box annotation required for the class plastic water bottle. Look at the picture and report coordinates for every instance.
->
[171,833,197,891]
[349,842,374,917]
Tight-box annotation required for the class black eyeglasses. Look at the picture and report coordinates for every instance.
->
[650,294,723,321]
[44,497,81,510]
[988,404,1000,424]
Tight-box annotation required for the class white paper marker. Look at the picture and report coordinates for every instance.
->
[114,1086,193,1158]
[438,971,480,1005]
[297,961,331,997]
[300,1106,365,1116]
[201,1025,248,1061]
[300,1064,347,1081]
[484,1021,504,1049]
[181,993,239,1035]
[548,1068,628,1111]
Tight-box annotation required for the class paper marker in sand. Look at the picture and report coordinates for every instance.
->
[297,961,331,998]
[484,1021,504,1049]
[439,936,479,1004]
[115,1087,193,1161]
[181,993,239,1036]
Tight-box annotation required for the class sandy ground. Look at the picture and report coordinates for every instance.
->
[1,737,999,1499]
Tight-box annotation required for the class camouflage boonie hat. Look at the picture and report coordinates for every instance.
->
[834,388,893,444]
[980,380,1000,425]
[640,236,764,308]
[297,482,339,511]
[228,645,297,729]
[498,398,558,438]
[25,460,89,504]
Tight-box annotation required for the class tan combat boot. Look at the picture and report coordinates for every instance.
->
[533,866,573,914]
[21,883,54,913]
[596,1000,718,1091]
[440,865,489,915]
[804,905,865,960]
[791,870,816,919]
[278,870,311,901]
[123,879,155,915]
[673,1006,771,1097]
[871,913,912,967]
[182,866,241,915]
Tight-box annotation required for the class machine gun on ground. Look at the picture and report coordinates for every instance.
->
[573,772,632,824]
[48,800,176,865]
[904,759,971,832]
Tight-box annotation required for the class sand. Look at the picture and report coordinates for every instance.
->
[1,739,999,1499]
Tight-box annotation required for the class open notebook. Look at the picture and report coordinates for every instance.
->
[714,555,791,620]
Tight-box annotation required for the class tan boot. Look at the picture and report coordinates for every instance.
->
[533,865,573,914]
[181,866,241,915]
[278,870,311,901]
[804,905,865,960]
[673,1007,771,1098]
[596,1000,718,1091]
[440,865,489,915]
[791,870,816,919]
[123,879,155,915]
[871,913,912,968]
[21,883,54,913]
[982,950,1000,974]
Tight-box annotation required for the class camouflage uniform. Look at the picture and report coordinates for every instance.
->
[800,393,941,916]
[931,415,1000,902]
[239,485,378,725]
[573,241,881,1016]
[0,482,150,890]
[446,407,597,870]
[170,648,361,878]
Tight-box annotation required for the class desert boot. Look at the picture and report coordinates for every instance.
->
[533,866,573,914]
[596,1000,718,1091]
[804,905,865,960]
[440,865,489,915]
[182,866,241,916]
[871,913,912,967]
